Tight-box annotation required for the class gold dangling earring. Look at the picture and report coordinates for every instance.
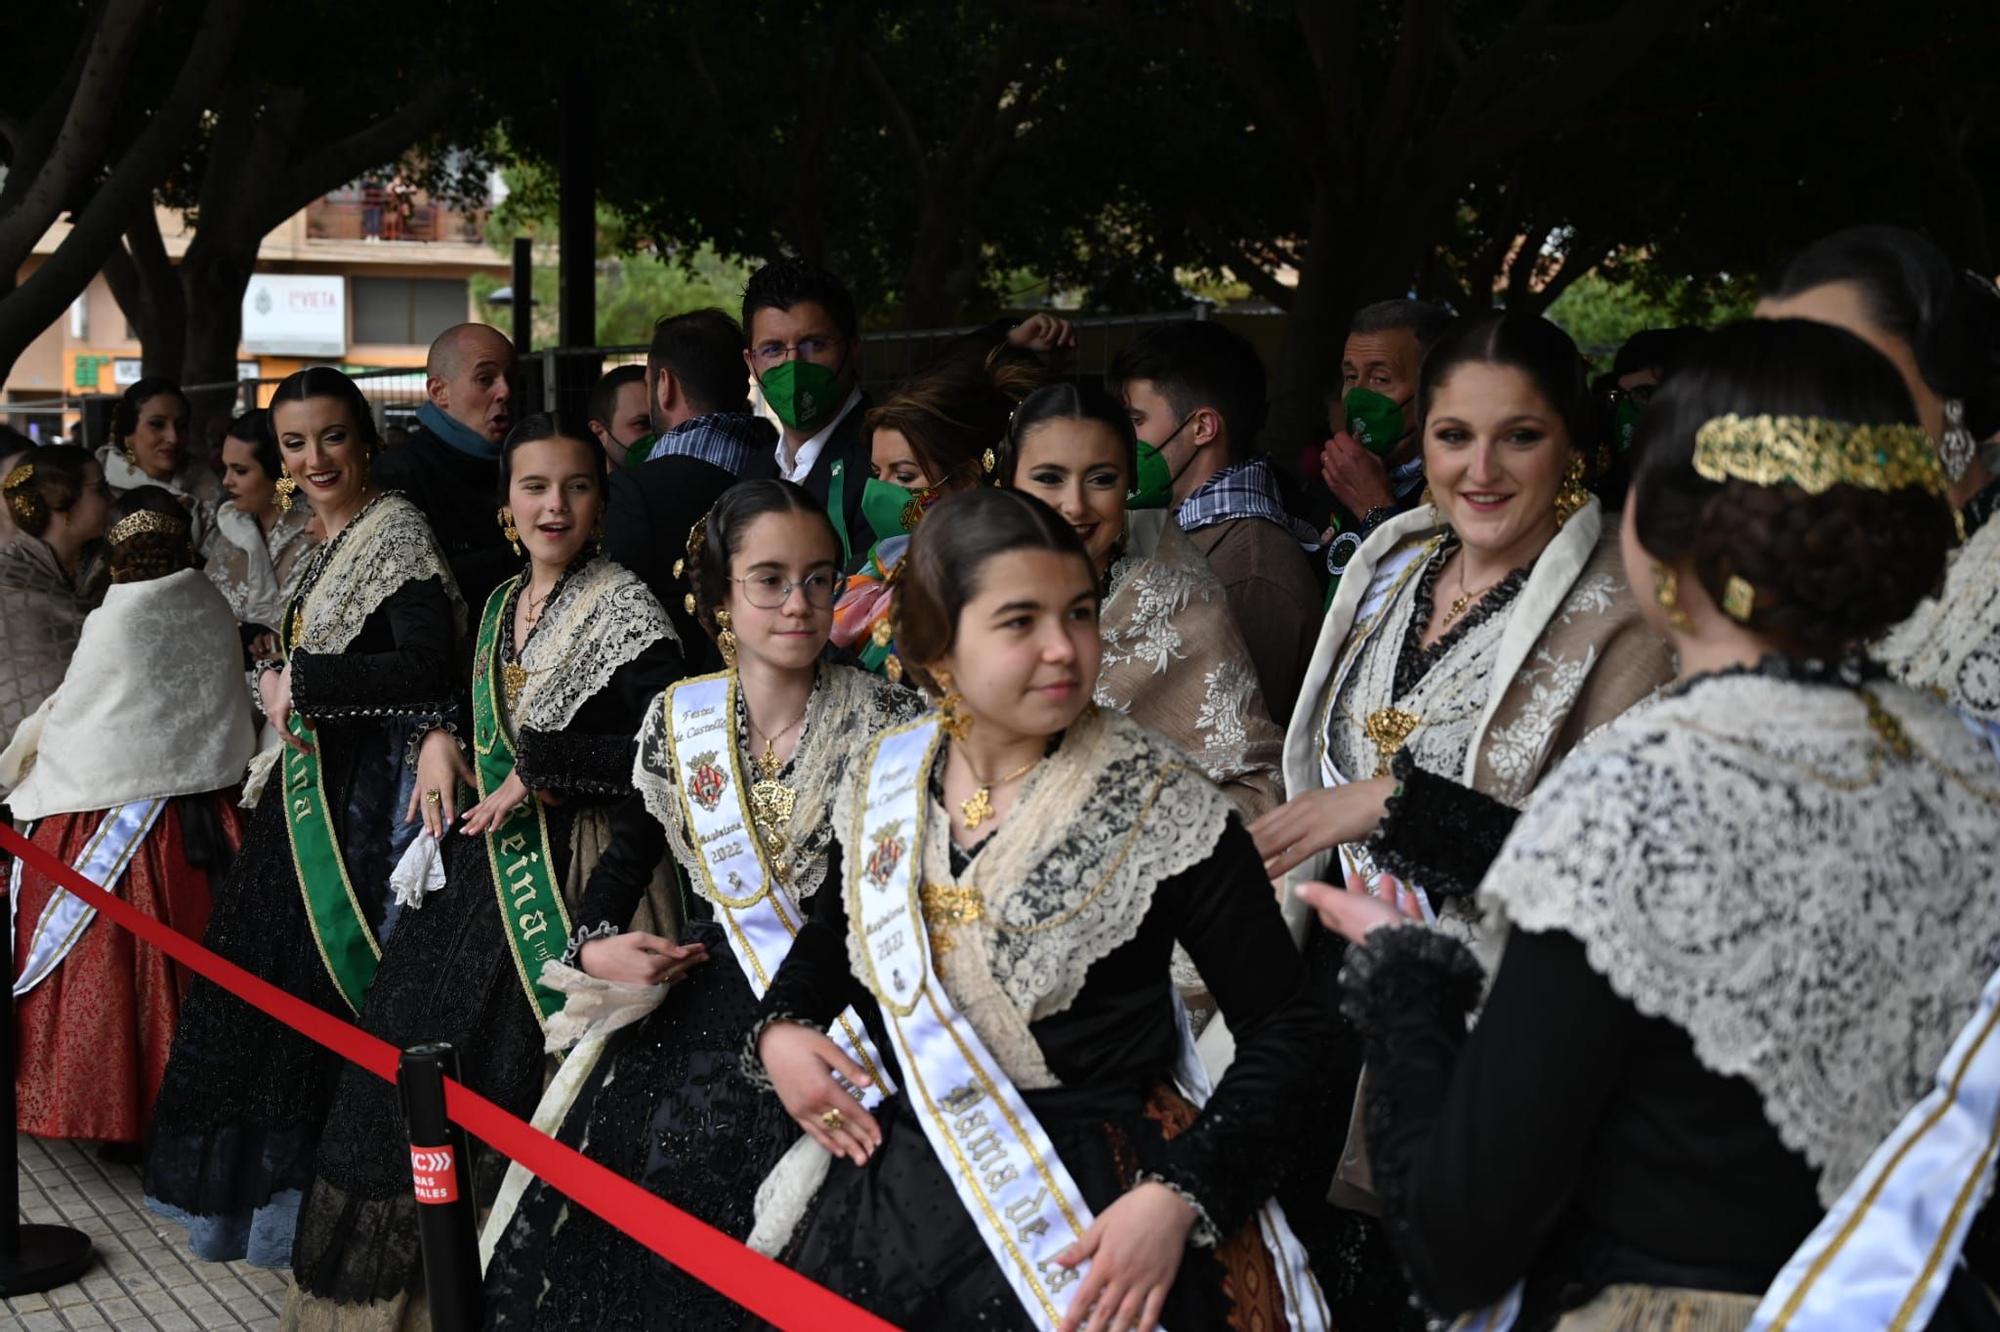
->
[715,608,738,669]
[1652,562,1693,633]
[275,471,298,512]
[498,507,521,556]
[1553,455,1590,525]
[934,667,972,740]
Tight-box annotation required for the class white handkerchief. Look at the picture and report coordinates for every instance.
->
[390,828,449,909]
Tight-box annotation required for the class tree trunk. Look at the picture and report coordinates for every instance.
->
[177,240,257,425]
[0,0,247,385]
[1261,188,1352,464]
[102,209,187,379]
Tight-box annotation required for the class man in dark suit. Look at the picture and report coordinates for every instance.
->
[739,259,871,569]
[604,308,776,669]
[372,322,519,610]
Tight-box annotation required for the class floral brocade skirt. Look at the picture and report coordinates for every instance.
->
[13,796,243,1144]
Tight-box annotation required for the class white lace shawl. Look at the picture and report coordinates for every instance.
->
[204,502,317,629]
[510,558,676,734]
[1880,515,2000,722]
[1479,673,2000,1205]
[837,707,1232,1089]
[633,664,925,907]
[294,494,463,653]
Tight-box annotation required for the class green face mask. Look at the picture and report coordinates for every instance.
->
[1126,413,1196,510]
[1345,387,1411,456]
[620,433,656,470]
[760,358,847,434]
[1612,395,1646,453]
[861,476,944,542]
[1127,441,1174,509]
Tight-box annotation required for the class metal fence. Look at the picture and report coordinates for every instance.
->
[5,308,1216,450]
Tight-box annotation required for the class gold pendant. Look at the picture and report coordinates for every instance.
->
[961,785,994,830]
[502,662,528,710]
[749,777,797,848]
[1363,707,1422,775]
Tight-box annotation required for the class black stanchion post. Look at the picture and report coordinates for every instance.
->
[0,861,94,1295]
[398,1042,482,1331]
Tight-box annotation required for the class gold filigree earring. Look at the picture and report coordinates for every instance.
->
[275,471,298,512]
[1721,575,1756,623]
[498,507,521,556]
[1652,562,1693,633]
[1553,455,1590,525]
[933,667,972,740]
[715,607,738,669]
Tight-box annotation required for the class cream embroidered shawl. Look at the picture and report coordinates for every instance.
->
[1099,518,1284,820]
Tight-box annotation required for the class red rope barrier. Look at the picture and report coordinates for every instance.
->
[0,822,896,1331]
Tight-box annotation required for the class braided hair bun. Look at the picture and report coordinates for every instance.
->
[1631,319,1954,658]
[107,486,194,584]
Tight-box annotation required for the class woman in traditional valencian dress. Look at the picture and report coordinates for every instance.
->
[1757,226,2000,743]
[481,479,923,1331]
[1247,312,1675,1325]
[995,380,1285,820]
[0,447,110,744]
[2,489,256,1146]
[146,367,463,1266]
[204,408,319,648]
[752,487,1332,1332]
[285,416,686,1329]
[1304,318,2000,1331]
[100,377,223,557]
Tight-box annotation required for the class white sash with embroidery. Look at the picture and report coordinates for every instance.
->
[1169,992,1332,1331]
[850,717,1097,1329]
[1747,957,2000,1331]
[666,675,892,1106]
[1318,542,1437,922]
[10,798,166,996]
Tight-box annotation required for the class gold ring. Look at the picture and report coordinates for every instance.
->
[423,789,442,805]
[819,1108,845,1132]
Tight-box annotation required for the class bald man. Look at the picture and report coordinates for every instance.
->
[374,323,520,608]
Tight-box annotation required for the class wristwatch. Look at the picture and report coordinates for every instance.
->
[1358,503,1401,536]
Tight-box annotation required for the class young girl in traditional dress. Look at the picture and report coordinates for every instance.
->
[481,478,922,1330]
[4,489,255,1146]
[753,487,1332,1332]
[286,416,686,1328]
[147,368,462,1266]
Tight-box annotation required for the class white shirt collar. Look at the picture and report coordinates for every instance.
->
[775,387,864,482]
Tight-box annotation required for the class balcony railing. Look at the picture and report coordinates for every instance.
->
[306,197,489,245]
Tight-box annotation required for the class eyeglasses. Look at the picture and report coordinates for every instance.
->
[750,336,841,367]
[730,570,846,610]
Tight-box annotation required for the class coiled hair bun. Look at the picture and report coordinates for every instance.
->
[1630,319,1954,658]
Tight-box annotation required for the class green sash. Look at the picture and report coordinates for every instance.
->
[472,577,574,1026]
[827,457,852,569]
[280,587,382,1013]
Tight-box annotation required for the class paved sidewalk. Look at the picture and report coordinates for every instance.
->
[6,1134,282,1330]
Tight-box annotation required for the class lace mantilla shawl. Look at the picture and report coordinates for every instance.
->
[293,494,463,653]
[1101,519,1283,815]
[203,502,316,629]
[633,664,923,907]
[0,537,103,739]
[1479,673,2000,1205]
[507,557,676,734]
[838,707,1232,1089]
[1879,515,2000,722]
[99,446,221,556]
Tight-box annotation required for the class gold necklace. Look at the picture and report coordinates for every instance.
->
[746,704,808,857]
[960,754,1042,831]
[1441,555,1508,629]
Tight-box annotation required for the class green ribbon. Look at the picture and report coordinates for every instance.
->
[472,577,574,1026]
[279,594,382,1014]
